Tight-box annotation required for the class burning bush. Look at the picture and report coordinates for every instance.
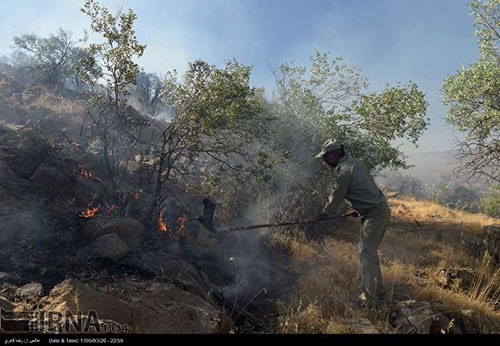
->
[157,211,187,240]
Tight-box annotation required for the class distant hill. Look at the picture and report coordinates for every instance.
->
[376,150,490,196]
[396,151,456,184]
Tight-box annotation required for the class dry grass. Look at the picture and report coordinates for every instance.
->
[273,196,500,334]
[29,92,83,115]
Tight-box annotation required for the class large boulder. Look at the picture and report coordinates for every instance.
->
[123,252,209,301]
[83,217,144,251]
[29,163,73,192]
[433,267,475,290]
[15,282,43,300]
[40,279,230,334]
[40,279,136,333]
[8,152,42,179]
[78,233,131,261]
[390,300,451,334]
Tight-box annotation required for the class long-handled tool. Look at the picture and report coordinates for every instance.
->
[197,197,356,234]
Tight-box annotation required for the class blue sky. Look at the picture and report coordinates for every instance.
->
[0,0,480,153]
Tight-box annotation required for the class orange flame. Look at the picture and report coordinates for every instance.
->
[79,202,100,218]
[158,213,187,240]
[157,211,171,238]
[79,165,92,179]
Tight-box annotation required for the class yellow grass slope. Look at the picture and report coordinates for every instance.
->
[272,195,500,334]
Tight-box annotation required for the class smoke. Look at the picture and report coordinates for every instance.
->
[213,107,334,302]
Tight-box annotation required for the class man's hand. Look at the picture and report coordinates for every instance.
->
[345,210,360,218]
[303,212,326,225]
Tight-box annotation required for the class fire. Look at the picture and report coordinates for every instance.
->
[79,165,92,179]
[79,202,100,218]
[157,212,187,240]
[175,217,187,237]
[157,211,171,238]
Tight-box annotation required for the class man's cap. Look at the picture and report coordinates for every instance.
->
[315,139,343,158]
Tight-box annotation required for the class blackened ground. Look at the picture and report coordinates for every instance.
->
[199,232,298,333]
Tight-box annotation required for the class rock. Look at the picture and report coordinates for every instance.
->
[122,252,209,300]
[461,234,486,258]
[41,279,137,332]
[390,300,450,334]
[343,319,380,334]
[29,163,72,191]
[128,280,230,333]
[9,154,42,179]
[0,295,14,311]
[41,279,229,333]
[83,217,144,251]
[16,282,43,299]
[80,233,130,261]
[484,224,500,263]
[433,267,475,290]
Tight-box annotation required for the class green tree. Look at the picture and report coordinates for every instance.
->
[261,50,428,228]
[271,50,429,174]
[147,59,275,213]
[78,0,146,198]
[441,0,500,184]
[12,28,86,87]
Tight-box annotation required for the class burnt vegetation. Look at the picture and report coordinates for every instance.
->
[0,0,499,335]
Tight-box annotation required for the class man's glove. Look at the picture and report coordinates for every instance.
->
[345,210,360,218]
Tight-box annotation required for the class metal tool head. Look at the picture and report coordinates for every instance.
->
[197,197,217,233]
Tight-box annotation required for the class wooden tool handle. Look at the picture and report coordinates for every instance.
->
[227,214,349,232]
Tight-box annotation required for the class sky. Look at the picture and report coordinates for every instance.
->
[0,0,480,154]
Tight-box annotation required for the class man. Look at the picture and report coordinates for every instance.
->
[306,139,391,306]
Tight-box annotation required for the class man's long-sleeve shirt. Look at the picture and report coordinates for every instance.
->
[322,156,386,215]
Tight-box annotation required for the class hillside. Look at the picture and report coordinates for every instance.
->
[0,74,500,335]
[272,196,500,334]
